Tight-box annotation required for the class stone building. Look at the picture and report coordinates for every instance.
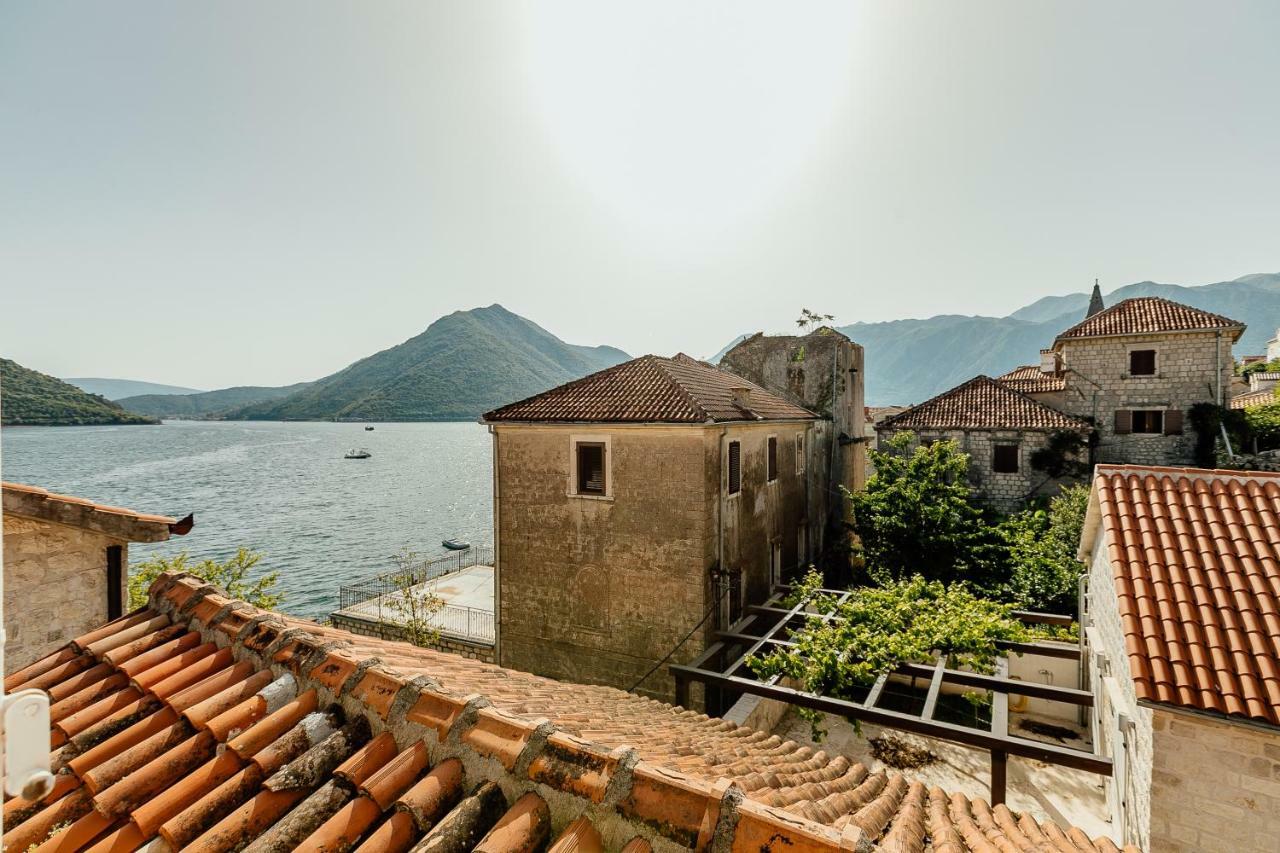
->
[1078,465,1280,852]
[875,376,1092,512]
[482,353,822,701]
[2,481,191,672]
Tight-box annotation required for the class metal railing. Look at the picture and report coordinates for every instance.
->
[337,546,493,612]
[433,604,496,644]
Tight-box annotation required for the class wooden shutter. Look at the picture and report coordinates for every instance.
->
[1129,350,1156,376]
[992,444,1019,473]
[1164,409,1184,435]
[767,437,778,481]
[728,441,741,494]
[1114,410,1132,435]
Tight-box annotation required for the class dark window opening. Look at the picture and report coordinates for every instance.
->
[728,441,741,494]
[992,443,1019,473]
[1129,350,1157,376]
[106,545,124,620]
[576,442,606,495]
[1131,410,1164,434]
[767,436,778,481]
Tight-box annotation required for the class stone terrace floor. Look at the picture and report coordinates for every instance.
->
[331,563,495,643]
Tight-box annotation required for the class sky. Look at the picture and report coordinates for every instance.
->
[2,1,1278,389]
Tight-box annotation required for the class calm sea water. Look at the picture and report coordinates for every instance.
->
[0,421,493,618]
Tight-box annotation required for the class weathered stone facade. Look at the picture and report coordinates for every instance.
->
[1056,330,1234,466]
[490,421,814,702]
[2,514,126,672]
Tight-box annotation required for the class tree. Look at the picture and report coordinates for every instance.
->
[795,308,835,334]
[129,548,281,611]
[1001,485,1089,616]
[379,550,446,648]
[1028,430,1090,480]
[847,432,1005,590]
[748,571,1028,737]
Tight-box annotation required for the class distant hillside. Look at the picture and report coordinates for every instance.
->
[230,305,630,421]
[1,359,158,426]
[716,272,1280,406]
[119,382,315,419]
[62,377,204,400]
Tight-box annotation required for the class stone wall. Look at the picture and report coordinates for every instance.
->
[1147,708,1280,852]
[1058,331,1233,466]
[875,427,1081,513]
[330,612,496,663]
[3,513,124,672]
[492,420,812,703]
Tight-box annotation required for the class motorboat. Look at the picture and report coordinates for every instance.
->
[442,539,470,551]
[344,448,372,459]
[365,426,375,431]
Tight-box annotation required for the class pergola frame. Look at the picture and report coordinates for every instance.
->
[671,585,1111,804]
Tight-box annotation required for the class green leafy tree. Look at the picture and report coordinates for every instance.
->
[129,548,281,611]
[848,432,1004,590]
[748,571,1028,738]
[1000,485,1089,616]
[1245,404,1280,451]
[379,550,446,648]
[1028,430,1090,480]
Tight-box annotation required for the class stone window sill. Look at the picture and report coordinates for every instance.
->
[567,492,614,502]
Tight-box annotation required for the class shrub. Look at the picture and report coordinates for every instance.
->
[129,548,281,611]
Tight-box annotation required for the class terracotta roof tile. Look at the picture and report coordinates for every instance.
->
[1091,464,1280,726]
[0,572,1138,852]
[996,364,1067,394]
[1055,296,1244,342]
[878,375,1092,432]
[483,354,815,423]
[1231,389,1277,409]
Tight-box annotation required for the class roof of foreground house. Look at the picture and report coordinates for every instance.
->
[2,481,191,542]
[878,375,1092,433]
[996,365,1068,395]
[4,572,1137,852]
[1053,296,1245,343]
[482,354,815,424]
[1082,465,1280,727]
[1230,389,1276,410]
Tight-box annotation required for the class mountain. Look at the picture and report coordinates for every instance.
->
[230,305,631,421]
[717,272,1280,406]
[1,359,158,426]
[118,382,315,419]
[61,378,205,400]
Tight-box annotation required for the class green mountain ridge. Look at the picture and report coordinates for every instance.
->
[1,359,159,426]
[118,382,316,419]
[230,304,630,421]
[62,378,205,400]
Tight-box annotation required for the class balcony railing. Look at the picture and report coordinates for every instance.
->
[337,546,493,612]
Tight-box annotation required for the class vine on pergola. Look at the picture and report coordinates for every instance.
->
[747,571,1030,738]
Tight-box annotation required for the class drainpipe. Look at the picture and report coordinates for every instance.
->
[487,424,501,662]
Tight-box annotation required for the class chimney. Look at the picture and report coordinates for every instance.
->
[1039,349,1060,375]
[731,387,752,409]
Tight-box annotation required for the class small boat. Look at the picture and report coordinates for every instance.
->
[344,448,372,459]
[364,425,374,431]
[442,539,470,551]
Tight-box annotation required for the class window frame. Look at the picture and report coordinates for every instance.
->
[767,434,779,483]
[1130,410,1164,434]
[1128,348,1157,377]
[795,431,806,474]
[991,442,1020,474]
[568,434,613,500]
[727,439,742,496]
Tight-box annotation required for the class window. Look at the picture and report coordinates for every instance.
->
[1130,410,1164,434]
[575,442,606,495]
[992,443,1019,473]
[728,441,741,494]
[795,432,805,474]
[767,436,778,482]
[1129,349,1157,376]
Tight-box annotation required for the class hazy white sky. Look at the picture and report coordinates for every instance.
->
[2,1,1278,389]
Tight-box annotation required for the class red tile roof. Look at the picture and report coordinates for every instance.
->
[1087,465,1280,726]
[2,482,190,542]
[878,376,1092,432]
[996,365,1068,395]
[483,354,815,424]
[3,573,1136,852]
[1054,296,1244,343]
[1230,389,1276,410]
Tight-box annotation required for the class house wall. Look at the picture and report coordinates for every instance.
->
[1147,707,1280,852]
[1058,331,1234,466]
[492,420,813,703]
[874,427,1080,513]
[3,513,125,672]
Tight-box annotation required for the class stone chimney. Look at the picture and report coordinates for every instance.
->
[1040,349,1061,375]
[1086,279,1105,318]
[731,387,752,409]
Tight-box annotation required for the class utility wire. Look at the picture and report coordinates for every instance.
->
[627,581,729,694]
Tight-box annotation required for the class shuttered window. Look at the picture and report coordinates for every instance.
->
[1114,410,1133,435]
[1164,409,1184,435]
[1131,410,1164,434]
[796,432,805,474]
[728,441,741,494]
[992,443,1019,473]
[1129,349,1157,376]
[767,436,778,482]
[576,443,606,495]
